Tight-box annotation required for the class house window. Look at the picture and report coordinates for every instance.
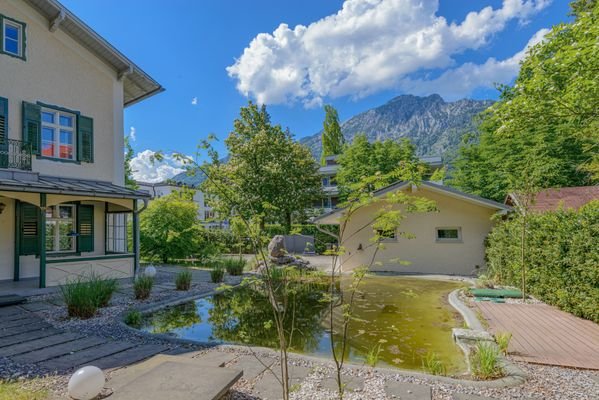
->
[376,229,397,242]
[204,210,215,220]
[45,205,76,253]
[41,108,76,160]
[436,227,462,242]
[106,213,129,253]
[2,17,25,58]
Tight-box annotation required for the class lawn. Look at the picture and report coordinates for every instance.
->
[0,381,47,400]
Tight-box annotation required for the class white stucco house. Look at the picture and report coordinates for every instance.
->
[0,0,162,288]
[313,181,510,276]
[136,171,227,229]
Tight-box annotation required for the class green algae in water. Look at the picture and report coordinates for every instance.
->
[140,276,467,374]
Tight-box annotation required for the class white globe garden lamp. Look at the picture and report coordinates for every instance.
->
[144,265,157,278]
[68,366,105,400]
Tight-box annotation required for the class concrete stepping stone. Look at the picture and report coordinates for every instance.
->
[0,295,26,307]
[0,321,51,337]
[0,327,61,348]
[12,335,108,364]
[2,332,82,357]
[452,394,500,400]
[228,354,275,381]
[110,361,242,400]
[320,375,365,393]
[0,305,27,317]
[253,365,311,400]
[40,341,136,371]
[384,381,432,400]
[92,344,169,370]
[191,350,238,367]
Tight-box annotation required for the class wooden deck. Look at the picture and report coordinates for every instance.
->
[477,302,599,370]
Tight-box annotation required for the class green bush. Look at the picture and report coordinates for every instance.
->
[60,274,118,319]
[134,275,154,300]
[210,266,225,283]
[175,270,192,291]
[470,342,502,379]
[124,309,142,328]
[223,257,246,276]
[486,201,599,322]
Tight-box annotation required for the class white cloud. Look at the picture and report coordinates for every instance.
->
[130,150,188,183]
[399,28,550,99]
[129,126,136,141]
[191,97,198,106]
[227,0,550,106]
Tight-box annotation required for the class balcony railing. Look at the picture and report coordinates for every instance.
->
[0,139,32,171]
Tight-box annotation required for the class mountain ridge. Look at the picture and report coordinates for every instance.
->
[301,94,494,159]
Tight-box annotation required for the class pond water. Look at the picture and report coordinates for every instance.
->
[139,276,467,373]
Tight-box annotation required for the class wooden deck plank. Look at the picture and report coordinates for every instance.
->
[477,302,599,370]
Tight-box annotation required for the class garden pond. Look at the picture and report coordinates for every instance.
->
[137,275,467,373]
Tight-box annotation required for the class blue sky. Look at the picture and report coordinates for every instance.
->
[61,0,571,182]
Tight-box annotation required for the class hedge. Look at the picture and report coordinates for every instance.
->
[486,200,599,322]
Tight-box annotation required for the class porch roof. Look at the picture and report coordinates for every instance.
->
[0,172,150,199]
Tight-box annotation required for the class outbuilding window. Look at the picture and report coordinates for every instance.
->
[376,229,397,242]
[436,227,462,242]
[1,15,26,59]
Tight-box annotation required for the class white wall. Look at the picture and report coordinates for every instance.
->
[0,197,15,280]
[340,187,498,276]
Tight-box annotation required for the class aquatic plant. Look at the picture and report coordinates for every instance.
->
[495,332,512,355]
[422,351,446,375]
[470,342,503,379]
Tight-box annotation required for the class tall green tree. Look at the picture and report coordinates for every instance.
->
[202,101,321,232]
[336,134,425,192]
[320,105,344,165]
[124,136,138,189]
[451,1,599,201]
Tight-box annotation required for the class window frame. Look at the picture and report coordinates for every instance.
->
[105,212,130,254]
[40,106,77,161]
[435,227,462,243]
[1,14,26,60]
[45,204,77,254]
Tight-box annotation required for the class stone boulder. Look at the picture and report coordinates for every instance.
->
[268,235,287,258]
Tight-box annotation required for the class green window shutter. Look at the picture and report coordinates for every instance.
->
[0,97,7,143]
[22,101,41,155]
[20,203,40,255]
[77,115,93,163]
[77,204,94,252]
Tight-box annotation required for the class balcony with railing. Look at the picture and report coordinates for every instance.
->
[0,139,32,171]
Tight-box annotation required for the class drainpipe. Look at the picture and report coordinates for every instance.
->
[132,198,148,275]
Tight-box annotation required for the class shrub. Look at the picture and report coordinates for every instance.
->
[124,309,142,328]
[210,266,225,283]
[134,275,154,300]
[495,332,512,355]
[60,274,118,319]
[422,351,446,376]
[470,342,502,379]
[223,257,246,276]
[175,270,192,291]
[486,201,599,322]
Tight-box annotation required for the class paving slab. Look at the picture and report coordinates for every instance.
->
[191,350,238,367]
[92,344,169,370]
[110,361,242,400]
[40,341,137,371]
[0,327,61,348]
[20,302,55,312]
[2,332,82,357]
[384,381,432,400]
[253,365,311,400]
[0,295,26,306]
[0,321,52,338]
[1,311,35,322]
[0,305,26,317]
[2,316,45,328]
[453,394,500,400]
[12,336,108,364]
[228,354,275,381]
[320,375,365,393]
